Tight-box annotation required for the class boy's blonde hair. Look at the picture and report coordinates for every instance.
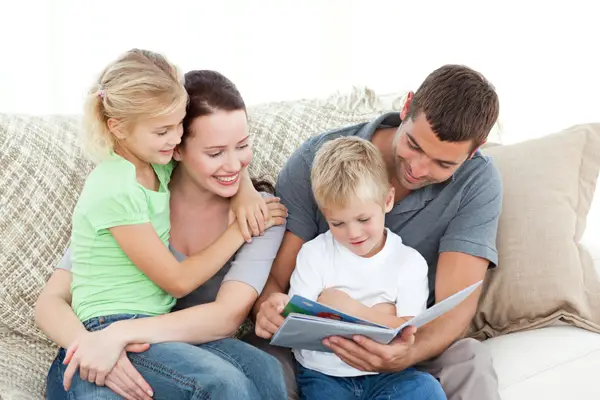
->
[82,48,188,162]
[311,136,390,210]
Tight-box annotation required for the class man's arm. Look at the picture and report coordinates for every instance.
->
[399,252,487,366]
[409,159,502,362]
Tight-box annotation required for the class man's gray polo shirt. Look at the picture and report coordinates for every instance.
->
[275,112,502,307]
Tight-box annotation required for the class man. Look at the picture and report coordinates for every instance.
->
[250,64,502,400]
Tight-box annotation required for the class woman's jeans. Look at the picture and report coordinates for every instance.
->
[46,314,287,400]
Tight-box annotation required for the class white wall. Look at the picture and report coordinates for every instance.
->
[1,0,599,243]
[1,0,599,145]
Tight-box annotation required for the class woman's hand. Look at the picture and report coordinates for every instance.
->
[62,326,129,390]
[104,344,154,400]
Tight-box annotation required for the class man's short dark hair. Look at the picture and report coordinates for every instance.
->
[407,64,499,149]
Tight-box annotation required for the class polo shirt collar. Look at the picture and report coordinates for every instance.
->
[389,180,450,214]
[357,112,402,141]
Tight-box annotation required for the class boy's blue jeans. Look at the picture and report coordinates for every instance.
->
[46,314,287,400]
[296,362,447,400]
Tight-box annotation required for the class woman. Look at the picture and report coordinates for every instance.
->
[36,69,288,400]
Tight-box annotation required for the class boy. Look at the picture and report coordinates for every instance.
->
[288,136,446,400]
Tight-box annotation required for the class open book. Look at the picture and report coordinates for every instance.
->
[270,280,482,353]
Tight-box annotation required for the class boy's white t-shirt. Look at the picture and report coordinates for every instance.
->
[288,228,429,377]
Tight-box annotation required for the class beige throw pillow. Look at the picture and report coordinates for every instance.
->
[469,123,600,339]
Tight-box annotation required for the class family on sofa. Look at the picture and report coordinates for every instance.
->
[35,48,502,400]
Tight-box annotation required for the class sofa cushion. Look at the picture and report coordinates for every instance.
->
[245,87,411,184]
[483,325,600,400]
[0,114,91,342]
[470,124,600,339]
[0,325,57,399]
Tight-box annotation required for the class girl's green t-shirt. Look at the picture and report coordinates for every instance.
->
[70,153,176,322]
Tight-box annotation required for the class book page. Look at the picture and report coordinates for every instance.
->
[393,280,483,334]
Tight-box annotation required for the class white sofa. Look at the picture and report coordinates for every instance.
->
[489,323,600,399]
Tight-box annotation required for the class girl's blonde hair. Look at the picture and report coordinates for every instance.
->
[82,49,188,162]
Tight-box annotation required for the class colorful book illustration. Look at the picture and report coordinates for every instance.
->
[270,280,483,353]
[281,295,387,328]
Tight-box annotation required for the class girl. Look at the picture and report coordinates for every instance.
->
[37,50,287,399]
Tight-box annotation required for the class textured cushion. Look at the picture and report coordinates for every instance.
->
[0,114,91,340]
[470,124,600,339]
[0,114,89,398]
[0,325,57,399]
[0,87,408,398]
[246,87,410,183]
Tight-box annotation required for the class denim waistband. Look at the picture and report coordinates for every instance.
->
[83,313,149,332]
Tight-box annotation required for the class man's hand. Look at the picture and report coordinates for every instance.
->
[105,344,154,400]
[255,292,290,339]
[323,326,417,373]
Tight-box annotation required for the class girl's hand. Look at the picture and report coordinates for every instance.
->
[264,197,288,230]
[230,181,270,242]
[62,326,129,390]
